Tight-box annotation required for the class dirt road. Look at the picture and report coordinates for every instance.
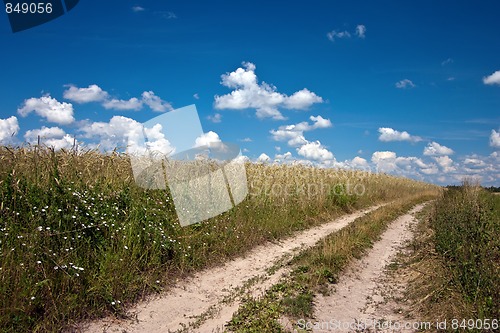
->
[310,204,426,333]
[81,204,388,333]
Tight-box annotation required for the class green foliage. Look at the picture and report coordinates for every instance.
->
[431,184,500,319]
[327,183,358,212]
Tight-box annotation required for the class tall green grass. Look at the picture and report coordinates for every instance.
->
[431,183,500,319]
[0,146,438,332]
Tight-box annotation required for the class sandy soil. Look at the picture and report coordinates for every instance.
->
[80,204,386,333]
[310,204,427,333]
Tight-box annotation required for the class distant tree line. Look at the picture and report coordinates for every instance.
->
[485,186,500,193]
[445,185,500,193]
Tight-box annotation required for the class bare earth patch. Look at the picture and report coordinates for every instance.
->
[310,204,427,333]
[81,204,386,333]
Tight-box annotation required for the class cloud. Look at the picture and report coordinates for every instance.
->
[63,84,172,112]
[490,129,500,148]
[141,91,173,112]
[18,95,75,125]
[207,113,222,123]
[283,89,323,110]
[326,30,351,42]
[296,141,334,161]
[214,62,323,120]
[351,156,369,167]
[241,137,252,142]
[24,126,65,141]
[63,84,109,103]
[483,70,500,85]
[327,24,366,42]
[24,126,75,150]
[132,6,145,12]
[142,124,175,155]
[257,153,271,163]
[270,115,332,147]
[423,141,454,156]
[371,151,398,172]
[441,58,453,66]
[395,79,416,89]
[80,116,174,154]
[378,127,422,143]
[194,131,221,148]
[193,93,200,100]
[433,155,456,173]
[371,151,439,175]
[275,152,292,161]
[0,116,20,144]
[102,97,143,111]
[355,25,366,38]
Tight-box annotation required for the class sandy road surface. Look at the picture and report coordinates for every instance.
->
[310,203,427,333]
[81,204,387,333]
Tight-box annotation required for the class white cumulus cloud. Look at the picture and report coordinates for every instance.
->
[194,131,222,148]
[433,156,456,173]
[378,127,422,143]
[0,116,20,144]
[18,95,75,125]
[371,151,398,172]
[80,115,174,154]
[351,156,369,168]
[423,141,454,156]
[270,115,332,147]
[214,62,323,120]
[483,70,500,85]
[24,126,65,141]
[257,153,271,163]
[63,84,172,112]
[102,97,143,111]
[63,84,109,103]
[24,126,75,150]
[490,129,500,148]
[141,91,173,112]
[296,141,334,161]
[275,152,292,161]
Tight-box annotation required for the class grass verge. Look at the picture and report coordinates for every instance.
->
[399,183,499,332]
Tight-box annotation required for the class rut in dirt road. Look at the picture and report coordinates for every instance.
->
[81,204,387,333]
[310,203,427,333]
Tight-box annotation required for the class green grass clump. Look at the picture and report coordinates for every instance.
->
[431,183,500,319]
[0,146,438,332]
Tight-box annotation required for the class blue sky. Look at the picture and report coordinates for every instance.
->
[0,0,499,185]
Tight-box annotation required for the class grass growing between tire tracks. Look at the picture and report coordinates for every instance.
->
[225,192,438,332]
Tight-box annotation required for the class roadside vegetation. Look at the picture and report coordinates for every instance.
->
[400,183,500,332]
[0,146,438,332]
